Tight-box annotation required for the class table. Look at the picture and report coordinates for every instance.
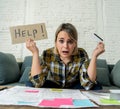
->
[0,105,120,109]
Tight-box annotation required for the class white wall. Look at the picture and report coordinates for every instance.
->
[0,0,120,64]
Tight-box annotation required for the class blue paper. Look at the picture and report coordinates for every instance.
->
[73,99,95,107]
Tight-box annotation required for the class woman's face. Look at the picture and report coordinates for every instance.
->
[55,31,76,59]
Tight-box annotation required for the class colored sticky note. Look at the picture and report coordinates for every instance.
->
[39,99,60,107]
[25,90,39,93]
[50,88,63,92]
[39,98,73,107]
[18,101,35,105]
[100,98,120,105]
[73,99,96,107]
[54,98,73,105]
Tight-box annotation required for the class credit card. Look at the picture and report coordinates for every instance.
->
[94,33,103,42]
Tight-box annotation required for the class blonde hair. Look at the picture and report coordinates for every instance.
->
[54,23,78,55]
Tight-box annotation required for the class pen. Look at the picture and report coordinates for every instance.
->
[94,33,103,41]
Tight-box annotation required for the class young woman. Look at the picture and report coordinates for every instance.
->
[26,23,105,90]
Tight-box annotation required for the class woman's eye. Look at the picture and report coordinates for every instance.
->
[68,40,74,44]
[59,40,64,43]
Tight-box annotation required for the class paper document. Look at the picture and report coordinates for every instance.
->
[0,86,97,108]
[83,90,120,105]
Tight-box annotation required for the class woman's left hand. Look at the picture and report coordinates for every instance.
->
[92,42,105,58]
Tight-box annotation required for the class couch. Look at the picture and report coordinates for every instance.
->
[0,52,120,90]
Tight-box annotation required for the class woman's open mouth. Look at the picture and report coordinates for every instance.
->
[62,51,69,55]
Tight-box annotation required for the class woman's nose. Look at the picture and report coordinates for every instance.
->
[63,42,68,48]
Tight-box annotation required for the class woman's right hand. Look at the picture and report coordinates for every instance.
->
[26,38,39,55]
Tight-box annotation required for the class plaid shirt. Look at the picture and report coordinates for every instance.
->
[29,47,94,90]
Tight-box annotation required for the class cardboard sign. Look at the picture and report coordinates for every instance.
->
[10,23,48,44]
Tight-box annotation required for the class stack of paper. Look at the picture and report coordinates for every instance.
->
[83,90,120,105]
[0,86,97,108]
[110,90,120,100]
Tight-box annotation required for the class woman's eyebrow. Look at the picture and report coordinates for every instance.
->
[58,38,64,40]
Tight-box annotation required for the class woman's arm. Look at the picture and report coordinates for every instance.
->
[26,38,42,77]
[87,42,105,82]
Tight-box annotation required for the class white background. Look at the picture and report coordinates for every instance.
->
[0,0,120,64]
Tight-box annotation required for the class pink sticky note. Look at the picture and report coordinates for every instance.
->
[39,98,73,107]
[25,90,39,93]
[39,99,60,107]
[54,98,73,105]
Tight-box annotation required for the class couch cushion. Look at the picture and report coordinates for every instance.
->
[19,67,31,83]
[0,52,20,84]
[96,68,111,86]
[111,60,120,88]
[21,56,41,74]
[96,59,108,68]
[21,56,32,74]
[96,59,111,86]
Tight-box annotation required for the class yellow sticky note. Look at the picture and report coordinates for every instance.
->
[50,88,63,92]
